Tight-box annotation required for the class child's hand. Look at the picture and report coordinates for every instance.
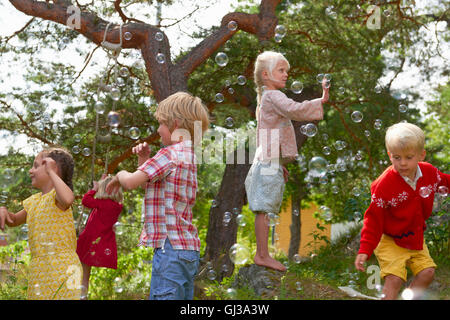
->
[0,207,13,231]
[92,181,99,191]
[321,78,330,104]
[132,142,150,160]
[42,157,58,175]
[105,175,121,195]
[354,253,368,272]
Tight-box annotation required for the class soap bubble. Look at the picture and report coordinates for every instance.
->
[355,150,363,161]
[237,75,246,85]
[108,111,121,127]
[156,53,166,64]
[419,186,432,198]
[215,52,229,67]
[291,81,303,94]
[95,101,105,114]
[128,127,141,140]
[228,87,234,94]
[82,147,91,157]
[211,199,218,207]
[374,119,383,130]
[351,111,363,123]
[110,87,120,101]
[74,134,81,142]
[154,32,164,41]
[322,146,331,155]
[308,156,328,177]
[116,77,125,88]
[352,187,361,197]
[236,214,246,227]
[265,212,279,227]
[223,211,232,226]
[119,67,130,78]
[364,130,371,138]
[401,288,414,300]
[207,269,217,281]
[227,21,238,31]
[331,185,339,194]
[319,205,332,221]
[274,25,286,37]
[338,87,345,95]
[215,93,224,103]
[304,123,318,137]
[229,243,250,265]
[274,34,283,43]
[72,145,80,154]
[398,104,408,113]
[225,117,234,128]
[335,140,347,150]
[293,254,302,264]
[295,282,303,291]
[437,186,448,197]
[317,73,332,87]
[226,288,237,299]
[124,31,132,41]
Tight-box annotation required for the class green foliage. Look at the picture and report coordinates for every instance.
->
[88,246,153,300]
[0,0,448,300]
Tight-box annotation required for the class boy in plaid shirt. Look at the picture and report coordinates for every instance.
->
[106,92,209,300]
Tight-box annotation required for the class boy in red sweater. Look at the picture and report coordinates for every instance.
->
[354,122,449,300]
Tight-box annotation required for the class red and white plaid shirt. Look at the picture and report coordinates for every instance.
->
[138,140,200,251]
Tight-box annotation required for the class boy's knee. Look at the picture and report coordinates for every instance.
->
[418,267,435,281]
[385,274,404,287]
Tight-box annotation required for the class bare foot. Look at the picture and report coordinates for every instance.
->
[254,255,287,272]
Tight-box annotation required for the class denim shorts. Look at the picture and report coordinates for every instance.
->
[149,238,200,300]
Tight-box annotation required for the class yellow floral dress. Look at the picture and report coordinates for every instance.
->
[23,189,82,300]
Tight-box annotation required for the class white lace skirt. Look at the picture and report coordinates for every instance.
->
[245,160,285,214]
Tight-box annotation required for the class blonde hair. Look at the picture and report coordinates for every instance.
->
[385,122,425,153]
[254,51,290,118]
[154,92,210,140]
[95,176,123,203]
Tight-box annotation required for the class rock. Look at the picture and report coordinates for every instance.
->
[233,264,284,298]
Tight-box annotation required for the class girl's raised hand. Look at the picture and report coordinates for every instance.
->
[42,157,58,175]
[321,78,330,104]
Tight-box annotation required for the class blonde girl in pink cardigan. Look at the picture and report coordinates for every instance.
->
[245,51,329,271]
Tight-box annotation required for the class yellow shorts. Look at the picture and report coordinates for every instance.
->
[373,234,437,282]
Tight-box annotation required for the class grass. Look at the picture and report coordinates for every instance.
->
[196,223,450,300]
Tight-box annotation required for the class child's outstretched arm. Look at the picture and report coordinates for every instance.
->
[0,207,27,230]
[106,170,148,194]
[42,157,75,211]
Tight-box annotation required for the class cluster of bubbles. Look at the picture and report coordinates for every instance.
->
[220,207,246,228]
[274,24,287,43]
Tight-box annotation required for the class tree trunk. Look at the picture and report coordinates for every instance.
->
[288,185,302,260]
[203,148,251,278]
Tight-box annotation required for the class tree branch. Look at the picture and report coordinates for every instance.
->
[177,0,280,77]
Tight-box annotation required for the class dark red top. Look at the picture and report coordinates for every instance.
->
[76,190,123,269]
[359,162,450,258]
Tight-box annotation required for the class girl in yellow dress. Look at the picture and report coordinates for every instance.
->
[0,147,82,300]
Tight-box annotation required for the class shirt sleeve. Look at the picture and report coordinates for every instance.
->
[437,168,450,188]
[81,190,98,209]
[138,148,175,183]
[268,90,323,122]
[358,192,385,259]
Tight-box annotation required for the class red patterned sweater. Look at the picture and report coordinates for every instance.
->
[358,162,450,258]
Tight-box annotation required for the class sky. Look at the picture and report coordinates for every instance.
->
[0,0,448,156]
